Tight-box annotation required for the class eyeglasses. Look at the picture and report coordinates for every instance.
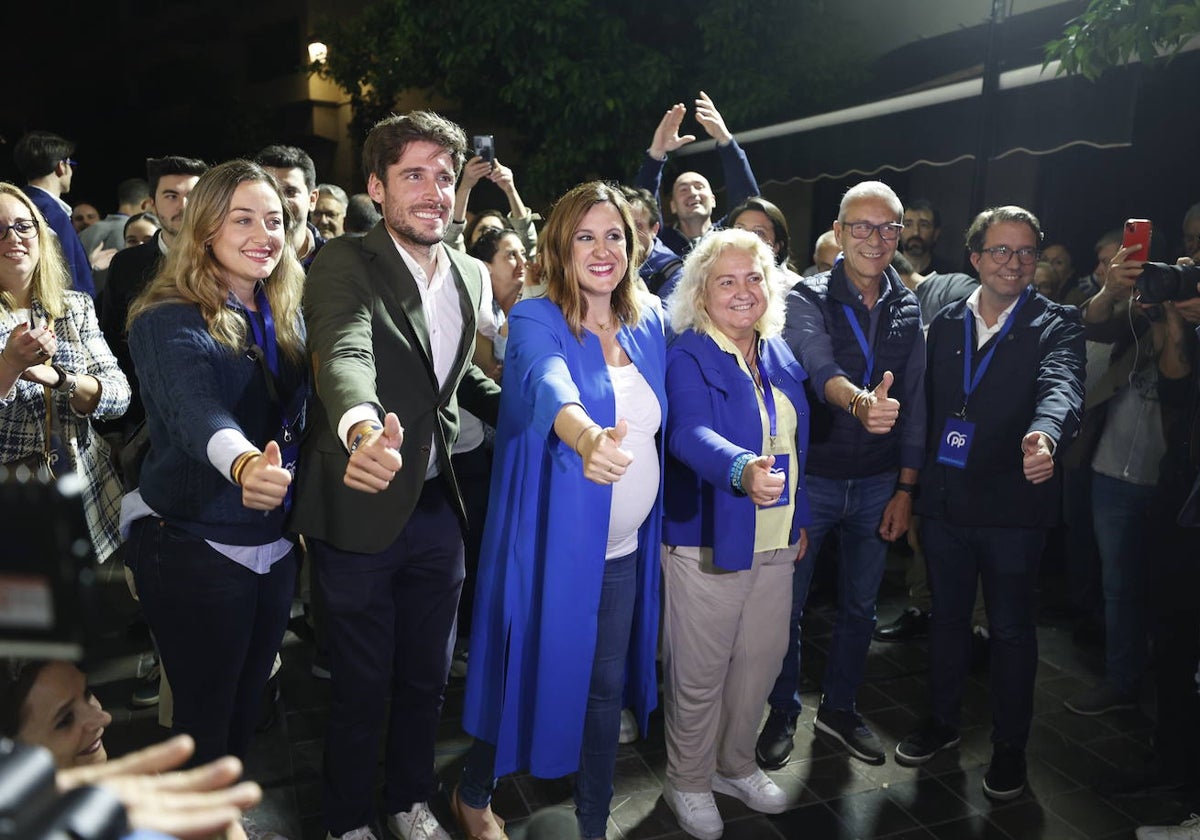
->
[0,220,38,241]
[841,221,904,241]
[62,158,78,168]
[980,245,1039,265]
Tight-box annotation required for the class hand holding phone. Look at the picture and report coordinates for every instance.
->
[1122,219,1152,262]
[472,134,495,168]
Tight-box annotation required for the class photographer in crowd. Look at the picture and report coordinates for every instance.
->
[1104,258,1200,823]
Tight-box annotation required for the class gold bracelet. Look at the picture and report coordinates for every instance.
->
[574,424,600,454]
[231,451,260,486]
[847,389,866,419]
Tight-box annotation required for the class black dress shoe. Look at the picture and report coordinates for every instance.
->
[873,607,929,642]
[755,708,798,770]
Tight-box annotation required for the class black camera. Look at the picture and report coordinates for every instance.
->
[1135,262,1200,305]
[0,739,127,840]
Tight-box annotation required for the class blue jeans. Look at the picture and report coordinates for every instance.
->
[126,517,297,765]
[923,519,1044,748]
[460,550,636,839]
[1092,470,1157,695]
[767,471,895,716]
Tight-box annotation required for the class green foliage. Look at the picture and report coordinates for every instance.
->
[1044,0,1200,80]
[312,0,866,202]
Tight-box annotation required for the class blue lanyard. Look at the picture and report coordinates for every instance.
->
[841,304,874,388]
[753,346,778,440]
[239,287,300,510]
[962,287,1030,403]
[243,286,279,380]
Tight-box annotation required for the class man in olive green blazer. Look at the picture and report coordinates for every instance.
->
[291,111,500,840]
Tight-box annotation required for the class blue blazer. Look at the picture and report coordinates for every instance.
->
[664,329,811,570]
[27,186,95,297]
[462,296,667,779]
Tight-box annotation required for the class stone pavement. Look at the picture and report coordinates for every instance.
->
[88,552,1196,840]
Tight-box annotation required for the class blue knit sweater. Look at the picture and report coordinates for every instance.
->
[128,302,309,544]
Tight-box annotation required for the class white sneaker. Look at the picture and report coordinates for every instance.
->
[1137,814,1200,839]
[661,780,723,840]
[327,828,378,840]
[242,815,289,840]
[618,708,638,744]
[712,768,788,814]
[386,802,450,840]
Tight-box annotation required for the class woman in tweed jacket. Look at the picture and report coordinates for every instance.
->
[0,182,130,561]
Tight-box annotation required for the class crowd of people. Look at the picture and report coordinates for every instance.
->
[1,95,1198,840]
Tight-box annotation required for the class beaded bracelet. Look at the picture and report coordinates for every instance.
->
[729,452,755,496]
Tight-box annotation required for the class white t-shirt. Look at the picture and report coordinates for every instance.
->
[605,363,661,559]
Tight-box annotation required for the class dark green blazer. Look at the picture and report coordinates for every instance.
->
[290,223,501,554]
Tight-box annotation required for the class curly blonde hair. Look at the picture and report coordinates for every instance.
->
[667,228,788,338]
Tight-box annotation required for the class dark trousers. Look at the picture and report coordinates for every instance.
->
[126,517,297,765]
[922,518,1044,749]
[1149,519,1200,782]
[451,441,493,642]
[314,479,465,835]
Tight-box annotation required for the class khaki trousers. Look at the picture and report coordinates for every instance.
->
[663,542,798,790]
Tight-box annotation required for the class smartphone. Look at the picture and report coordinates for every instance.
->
[472,134,495,164]
[1122,219,1152,261]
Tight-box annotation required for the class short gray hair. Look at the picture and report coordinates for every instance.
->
[317,183,349,208]
[838,181,902,223]
[666,228,788,338]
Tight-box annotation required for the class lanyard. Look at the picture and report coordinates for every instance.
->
[841,304,874,388]
[244,286,279,380]
[753,348,778,441]
[961,287,1030,408]
[240,288,299,510]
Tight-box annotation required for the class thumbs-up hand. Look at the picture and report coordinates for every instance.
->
[1021,430,1054,484]
[852,370,900,435]
[579,418,634,485]
[239,440,294,510]
[344,413,405,493]
[741,454,785,507]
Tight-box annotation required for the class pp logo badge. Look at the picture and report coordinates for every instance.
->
[936,418,975,468]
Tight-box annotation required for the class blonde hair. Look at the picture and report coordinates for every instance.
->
[127,160,305,362]
[667,228,788,338]
[0,183,67,319]
[539,182,644,339]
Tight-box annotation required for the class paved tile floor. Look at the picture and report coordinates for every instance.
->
[88,549,1198,840]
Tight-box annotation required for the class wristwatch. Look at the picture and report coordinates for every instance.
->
[50,364,78,398]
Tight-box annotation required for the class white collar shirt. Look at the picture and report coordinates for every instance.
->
[393,239,466,479]
[964,287,1021,350]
